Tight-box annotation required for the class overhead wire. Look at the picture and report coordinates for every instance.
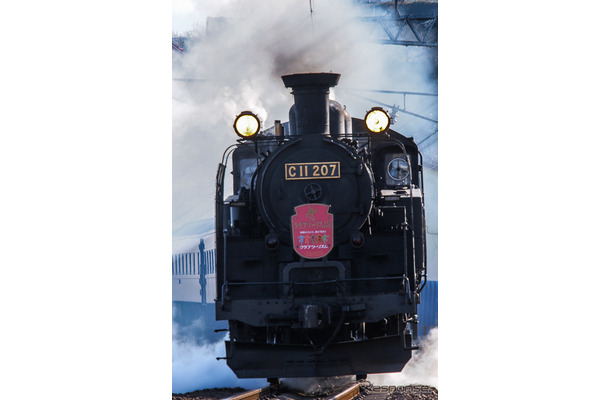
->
[344,90,438,124]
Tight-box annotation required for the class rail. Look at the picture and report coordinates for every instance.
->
[222,384,278,400]
[328,383,361,400]
[222,382,361,400]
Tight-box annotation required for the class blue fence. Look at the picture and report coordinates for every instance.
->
[418,280,438,338]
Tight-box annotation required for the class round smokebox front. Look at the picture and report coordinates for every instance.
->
[256,136,374,245]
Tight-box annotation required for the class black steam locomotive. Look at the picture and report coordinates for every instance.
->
[215,73,427,380]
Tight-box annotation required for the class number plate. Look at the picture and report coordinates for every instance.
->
[285,161,341,180]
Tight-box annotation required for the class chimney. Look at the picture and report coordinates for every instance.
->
[281,73,341,136]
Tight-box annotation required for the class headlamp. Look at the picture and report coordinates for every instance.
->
[233,111,261,138]
[364,107,390,133]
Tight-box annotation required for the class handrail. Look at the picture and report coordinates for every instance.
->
[224,275,408,289]
[418,150,427,294]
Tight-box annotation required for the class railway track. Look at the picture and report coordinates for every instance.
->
[173,380,437,400]
[218,380,439,400]
[223,381,361,400]
[223,384,281,400]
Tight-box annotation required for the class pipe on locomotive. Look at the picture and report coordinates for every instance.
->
[281,72,341,136]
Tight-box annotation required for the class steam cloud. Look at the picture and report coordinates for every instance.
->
[172,0,437,232]
[369,328,438,387]
[172,304,267,393]
[172,326,267,394]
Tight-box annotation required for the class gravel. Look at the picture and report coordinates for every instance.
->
[384,385,438,400]
[172,385,437,400]
[172,387,245,400]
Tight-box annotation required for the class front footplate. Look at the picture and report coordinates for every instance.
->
[225,334,414,378]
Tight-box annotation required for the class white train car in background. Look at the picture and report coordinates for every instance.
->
[172,227,216,304]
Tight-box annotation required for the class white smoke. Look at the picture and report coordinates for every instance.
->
[172,0,437,231]
[368,328,438,388]
[172,327,267,394]
[173,0,233,34]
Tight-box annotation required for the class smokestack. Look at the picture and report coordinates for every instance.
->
[281,73,341,136]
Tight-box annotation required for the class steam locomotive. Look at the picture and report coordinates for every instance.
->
[215,73,427,380]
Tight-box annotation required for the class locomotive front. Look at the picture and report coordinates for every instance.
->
[215,73,426,380]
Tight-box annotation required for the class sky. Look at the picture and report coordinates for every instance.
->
[173,0,231,34]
